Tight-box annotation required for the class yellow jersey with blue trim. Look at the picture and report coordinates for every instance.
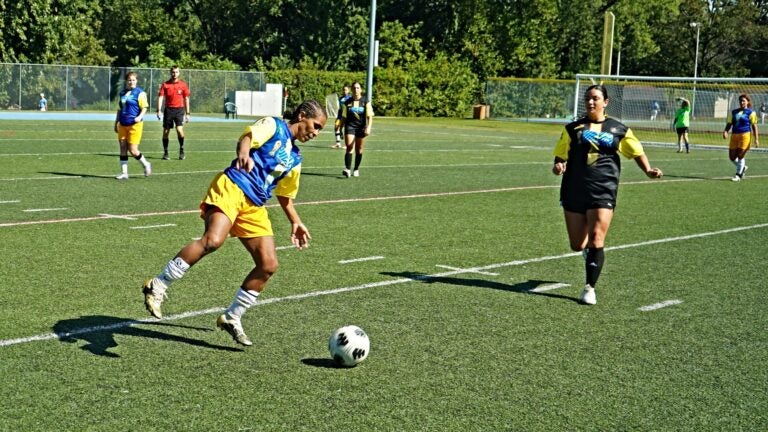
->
[224,117,302,207]
[118,87,148,126]
[727,108,757,134]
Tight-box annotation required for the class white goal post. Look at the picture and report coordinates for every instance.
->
[574,74,768,149]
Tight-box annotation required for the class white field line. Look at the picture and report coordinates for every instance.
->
[435,264,499,276]
[0,200,20,204]
[23,207,67,212]
[129,223,177,230]
[530,283,571,292]
[1,222,766,348]
[639,300,683,312]
[0,177,711,229]
[339,256,385,264]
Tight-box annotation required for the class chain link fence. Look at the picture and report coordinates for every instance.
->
[0,63,266,114]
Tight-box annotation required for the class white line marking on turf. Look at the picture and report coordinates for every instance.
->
[639,300,683,312]
[98,213,138,220]
[0,200,20,204]
[435,264,499,276]
[2,222,765,349]
[23,207,67,212]
[130,223,176,230]
[339,256,384,264]
[530,283,571,292]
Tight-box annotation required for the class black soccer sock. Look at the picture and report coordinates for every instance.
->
[178,136,185,151]
[585,247,605,287]
[162,138,169,152]
[353,153,363,170]
[344,153,352,170]
[133,153,144,161]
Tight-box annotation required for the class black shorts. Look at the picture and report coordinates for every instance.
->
[676,127,689,136]
[163,107,185,129]
[345,125,368,138]
[561,198,616,214]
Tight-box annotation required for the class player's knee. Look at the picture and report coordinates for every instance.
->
[201,233,226,253]
[261,258,279,277]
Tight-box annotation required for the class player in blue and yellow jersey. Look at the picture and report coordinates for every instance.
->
[338,81,373,177]
[723,93,759,181]
[114,71,152,179]
[142,100,327,346]
[331,84,350,148]
[552,85,663,305]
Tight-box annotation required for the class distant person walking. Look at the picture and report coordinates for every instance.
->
[673,97,691,153]
[115,71,152,180]
[760,102,767,125]
[38,93,47,111]
[157,65,191,160]
[332,84,351,149]
[650,100,659,121]
[723,94,759,182]
[339,81,373,177]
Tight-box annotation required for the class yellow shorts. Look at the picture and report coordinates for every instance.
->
[117,122,144,145]
[200,172,273,238]
[729,132,752,151]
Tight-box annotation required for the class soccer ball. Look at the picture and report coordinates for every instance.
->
[328,325,370,367]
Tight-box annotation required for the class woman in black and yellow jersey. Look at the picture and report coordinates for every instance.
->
[338,81,373,177]
[552,84,663,305]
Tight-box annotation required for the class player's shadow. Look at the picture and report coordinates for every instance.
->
[299,170,348,179]
[381,271,580,304]
[301,358,345,368]
[53,315,243,357]
[39,171,114,179]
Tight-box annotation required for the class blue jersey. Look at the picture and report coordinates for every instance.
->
[224,117,302,206]
[118,87,148,126]
[728,108,756,134]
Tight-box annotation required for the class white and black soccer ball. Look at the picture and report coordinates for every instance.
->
[328,325,370,367]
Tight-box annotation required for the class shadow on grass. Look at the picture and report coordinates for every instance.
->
[53,315,243,357]
[39,171,114,179]
[381,271,580,304]
[301,358,346,369]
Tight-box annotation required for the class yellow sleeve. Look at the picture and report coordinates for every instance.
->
[366,101,374,117]
[239,117,278,149]
[618,128,645,159]
[553,129,570,160]
[138,92,148,109]
[274,164,300,199]
[750,112,758,126]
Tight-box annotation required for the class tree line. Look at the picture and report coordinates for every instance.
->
[1,0,766,108]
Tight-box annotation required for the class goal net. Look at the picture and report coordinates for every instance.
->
[574,74,768,149]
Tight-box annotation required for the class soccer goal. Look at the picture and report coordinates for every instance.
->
[574,74,768,148]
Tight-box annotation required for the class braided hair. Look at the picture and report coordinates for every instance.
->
[284,100,326,124]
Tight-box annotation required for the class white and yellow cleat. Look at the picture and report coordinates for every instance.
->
[216,314,253,346]
[142,279,166,319]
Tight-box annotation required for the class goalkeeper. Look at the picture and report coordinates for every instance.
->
[672,97,691,153]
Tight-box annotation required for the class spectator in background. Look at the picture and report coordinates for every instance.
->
[650,100,660,121]
[338,81,374,177]
[141,100,327,346]
[551,84,663,305]
[760,102,767,125]
[157,65,191,160]
[723,94,759,182]
[332,84,351,149]
[38,93,47,111]
[673,97,691,153]
[114,71,152,180]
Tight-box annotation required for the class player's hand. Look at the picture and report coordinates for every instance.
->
[156,111,162,120]
[722,131,728,140]
[646,168,663,179]
[552,162,566,176]
[185,114,190,124]
[290,223,311,250]
[235,155,254,173]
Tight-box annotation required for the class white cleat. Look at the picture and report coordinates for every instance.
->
[144,163,152,177]
[580,285,597,305]
[115,173,129,180]
[353,170,360,177]
[217,314,253,346]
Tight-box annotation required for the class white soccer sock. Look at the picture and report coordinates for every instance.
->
[157,257,190,289]
[736,158,746,175]
[139,154,150,168]
[120,160,128,174]
[225,288,259,321]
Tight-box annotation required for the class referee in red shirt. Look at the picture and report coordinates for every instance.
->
[157,65,191,160]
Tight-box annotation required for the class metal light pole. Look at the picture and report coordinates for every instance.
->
[690,22,701,118]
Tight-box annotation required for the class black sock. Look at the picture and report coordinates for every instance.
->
[354,153,363,170]
[585,247,605,287]
[120,155,129,162]
[344,153,352,170]
[178,137,184,151]
[162,138,169,152]
[133,153,143,161]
